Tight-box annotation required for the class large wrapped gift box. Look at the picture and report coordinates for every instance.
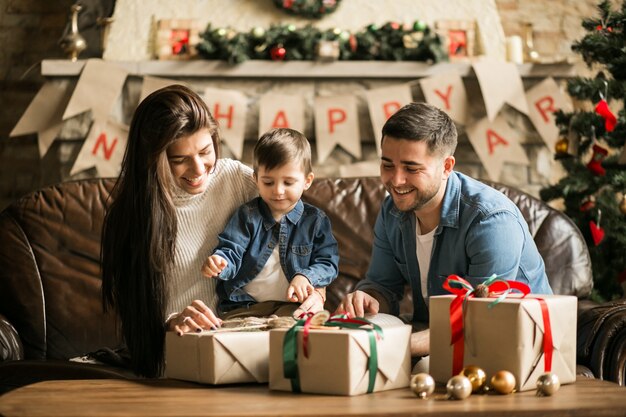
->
[429,294,577,392]
[269,314,411,396]
[165,330,269,384]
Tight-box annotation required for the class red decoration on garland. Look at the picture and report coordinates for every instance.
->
[270,45,287,61]
[586,144,609,176]
[580,196,596,212]
[348,34,357,52]
[595,99,617,132]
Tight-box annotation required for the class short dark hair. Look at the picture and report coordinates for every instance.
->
[254,128,312,174]
[381,102,457,157]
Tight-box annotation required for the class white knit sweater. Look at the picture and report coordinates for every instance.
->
[167,158,257,317]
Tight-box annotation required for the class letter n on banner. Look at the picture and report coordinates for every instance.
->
[70,119,129,177]
[525,77,572,151]
[365,84,412,156]
[420,73,468,125]
[465,115,529,181]
[204,87,248,159]
[314,95,360,163]
[258,93,304,136]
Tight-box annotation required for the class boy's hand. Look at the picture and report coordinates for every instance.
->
[201,255,228,278]
[287,274,314,303]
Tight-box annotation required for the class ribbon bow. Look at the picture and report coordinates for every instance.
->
[283,312,383,393]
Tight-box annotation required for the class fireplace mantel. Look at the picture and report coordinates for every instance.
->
[41,59,576,79]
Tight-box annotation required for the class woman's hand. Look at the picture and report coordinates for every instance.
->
[166,299,222,336]
[292,287,326,319]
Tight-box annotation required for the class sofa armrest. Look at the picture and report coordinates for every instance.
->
[577,299,626,386]
[0,313,23,362]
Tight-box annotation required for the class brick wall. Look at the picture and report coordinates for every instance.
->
[0,0,604,209]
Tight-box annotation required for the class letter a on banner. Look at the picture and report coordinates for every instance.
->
[525,77,572,151]
[314,95,360,163]
[70,119,129,177]
[420,72,468,125]
[204,87,248,159]
[365,84,412,155]
[466,115,529,181]
[258,93,304,136]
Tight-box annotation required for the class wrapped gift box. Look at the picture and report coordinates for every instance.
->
[269,314,411,396]
[165,330,269,384]
[429,294,577,391]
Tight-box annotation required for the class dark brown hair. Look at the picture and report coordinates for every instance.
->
[101,84,220,377]
[253,128,312,174]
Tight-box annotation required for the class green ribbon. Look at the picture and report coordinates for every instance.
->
[282,315,383,393]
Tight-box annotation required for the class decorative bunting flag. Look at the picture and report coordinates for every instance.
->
[70,118,128,177]
[466,115,529,181]
[10,81,73,157]
[419,72,468,125]
[473,57,529,121]
[63,59,128,121]
[525,77,572,151]
[314,95,361,163]
[140,76,186,102]
[258,93,305,136]
[203,87,248,159]
[364,84,412,155]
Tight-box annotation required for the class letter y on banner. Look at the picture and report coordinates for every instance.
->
[204,87,248,159]
[314,95,360,163]
[365,84,412,156]
[70,119,129,177]
[420,72,468,125]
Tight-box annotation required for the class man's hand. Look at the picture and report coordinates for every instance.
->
[201,254,228,278]
[334,290,380,317]
[287,274,314,303]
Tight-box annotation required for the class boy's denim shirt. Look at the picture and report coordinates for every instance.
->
[213,197,339,308]
[356,171,553,325]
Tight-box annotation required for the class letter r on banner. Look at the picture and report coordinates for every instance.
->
[213,103,234,129]
[328,108,347,133]
[534,96,556,123]
[486,129,509,155]
[91,132,118,161]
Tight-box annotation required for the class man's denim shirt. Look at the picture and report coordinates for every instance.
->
[214,197,339,308]
[356,171,553,325]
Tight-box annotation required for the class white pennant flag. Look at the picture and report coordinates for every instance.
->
[420,72,469,125]
[203,87,248,159]
[63,59,128,121]
[365,84,412,155]
[473,57,529,121]
[139,76,187,102]
[10,81,73,157]
[525,77,572,151]
[466,115,529,181]
[314,95,360,163]
[258,93,305,136]
[70,118,128,177]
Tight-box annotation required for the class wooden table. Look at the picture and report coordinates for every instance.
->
[1,376,625,417]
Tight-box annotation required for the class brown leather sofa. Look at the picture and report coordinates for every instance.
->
[1,176,624,394]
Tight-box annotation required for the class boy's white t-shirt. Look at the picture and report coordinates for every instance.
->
[243,245,290,302]
[415,219,435,305]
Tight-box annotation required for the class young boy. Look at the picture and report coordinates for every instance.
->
[202,128,339,318]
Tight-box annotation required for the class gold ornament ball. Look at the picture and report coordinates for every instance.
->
[410,373,435,399]
[446,375,473,400]
[554,137,569,154]
[619,194,626,215]
[490,370,516,395]
[536,372,560,396]
[460,365,487,393]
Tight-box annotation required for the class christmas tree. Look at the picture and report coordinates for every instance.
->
[540,0,626,302]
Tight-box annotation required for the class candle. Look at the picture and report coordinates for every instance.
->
[506,36,524,64]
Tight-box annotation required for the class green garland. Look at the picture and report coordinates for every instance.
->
[196,21,447,64]
[273,0,342,19]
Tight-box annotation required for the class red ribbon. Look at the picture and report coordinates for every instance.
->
[442,275,531,375]
[537,298,553,372]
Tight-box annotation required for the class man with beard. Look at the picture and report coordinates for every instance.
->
[335,102,552,362]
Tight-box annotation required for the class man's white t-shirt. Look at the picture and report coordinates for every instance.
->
[415,218,435,305]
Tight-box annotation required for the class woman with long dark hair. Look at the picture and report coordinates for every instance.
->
[101,85,324,377]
